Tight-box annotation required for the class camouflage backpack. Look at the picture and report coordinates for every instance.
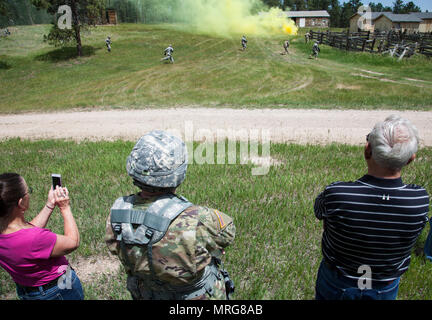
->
[110,193,224,299]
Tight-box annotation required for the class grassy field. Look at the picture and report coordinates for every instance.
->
[0,139,431,300]
[0,24,431,113]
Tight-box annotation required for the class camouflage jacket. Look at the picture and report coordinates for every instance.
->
[105,193,236,287]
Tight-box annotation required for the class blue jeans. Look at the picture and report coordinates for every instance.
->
[16,269,84,300]
[315,260,400,300]
[424,219,432,262]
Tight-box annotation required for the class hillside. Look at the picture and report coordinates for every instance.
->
[0,23,431,113]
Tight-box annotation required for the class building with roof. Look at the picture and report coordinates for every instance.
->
[411,12,432,32]
[374,13,422,32]
[349,12,384,32]
[349,12,431,33]
[284,11,330,28]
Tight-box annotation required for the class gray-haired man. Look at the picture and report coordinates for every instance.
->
[314,115,429,300]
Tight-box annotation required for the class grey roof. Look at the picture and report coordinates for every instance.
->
[409,12,432,20]
[284,10,330,18]
[378,12,422,22]
[351,11,426,22]
[350,11,391,21]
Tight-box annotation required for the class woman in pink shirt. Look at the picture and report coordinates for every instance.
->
[0,173,83,300]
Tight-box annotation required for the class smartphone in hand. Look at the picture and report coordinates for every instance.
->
[51,174,62,189]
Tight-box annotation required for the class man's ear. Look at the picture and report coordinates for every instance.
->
[364,143,372,160]
[407,153,416,165]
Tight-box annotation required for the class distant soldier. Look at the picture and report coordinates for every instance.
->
[310,41,320,60]
[105,130,236,300]
[305,32,310,43]
[1,28,10,37]
[105,36,112,52]
[161,44,174,63]
[241,35,248,51]
[282,40,290,54]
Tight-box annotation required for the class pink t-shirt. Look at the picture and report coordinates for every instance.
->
[0,226,68,287]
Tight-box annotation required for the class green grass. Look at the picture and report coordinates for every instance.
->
[0,24,431,113]
[0,139,431,300]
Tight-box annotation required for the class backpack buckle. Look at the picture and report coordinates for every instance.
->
[145,229,154,240]
[113,224,122,241]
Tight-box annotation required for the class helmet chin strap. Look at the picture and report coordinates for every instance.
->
[133,180,175,194]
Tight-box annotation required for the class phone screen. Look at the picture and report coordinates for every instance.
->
[52,174,62,189]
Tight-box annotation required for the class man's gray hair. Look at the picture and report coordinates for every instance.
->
[368,115,419,170]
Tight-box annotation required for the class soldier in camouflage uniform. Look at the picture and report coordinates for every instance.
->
[241,35,247,51]
[282,40,290,55]
[310,41,320,60]
[161,44,174,63]
[105,130,236,300]
[105,36,112,52]
[305,32,310,44]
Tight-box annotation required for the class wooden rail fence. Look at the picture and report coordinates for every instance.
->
[308,29,432,59]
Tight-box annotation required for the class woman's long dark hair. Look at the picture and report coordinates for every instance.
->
[0,173,26,218]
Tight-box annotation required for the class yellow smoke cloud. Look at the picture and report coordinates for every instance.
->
[176,0,298,37]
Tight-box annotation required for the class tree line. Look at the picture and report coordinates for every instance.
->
[0,0,52,27]
[1,0,425,28]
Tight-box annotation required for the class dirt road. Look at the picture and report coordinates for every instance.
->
[1,108,432,146]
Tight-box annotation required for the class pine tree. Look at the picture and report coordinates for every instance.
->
[392,0,404,13]
[0,0,7,16]
[293,0,306,11]
[329,0,341,27]
[402,1,421,13]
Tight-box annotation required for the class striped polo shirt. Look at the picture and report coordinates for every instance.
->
[315,174,429,283]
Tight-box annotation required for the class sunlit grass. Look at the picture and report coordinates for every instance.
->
[0,24,431,113]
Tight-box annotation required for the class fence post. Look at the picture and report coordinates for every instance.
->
[370,38,376,52]
[378,39,383,53]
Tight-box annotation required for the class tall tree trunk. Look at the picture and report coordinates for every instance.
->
[70,0,82,57]
[24,0,34,25]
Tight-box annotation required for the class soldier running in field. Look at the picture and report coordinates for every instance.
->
[105,36,112,52]
[1,28,10,37]
[241,35,248,51]
[161,44,174,63]
[282,40,290,55]
[310,41,320,60]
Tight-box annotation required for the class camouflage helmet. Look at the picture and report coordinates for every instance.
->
[126,130,188,188]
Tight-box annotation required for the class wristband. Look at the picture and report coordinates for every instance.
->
[46,204,55,210]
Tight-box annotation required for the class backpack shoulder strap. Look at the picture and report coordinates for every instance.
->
[110,194,193,245]
[110,193,193,282]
